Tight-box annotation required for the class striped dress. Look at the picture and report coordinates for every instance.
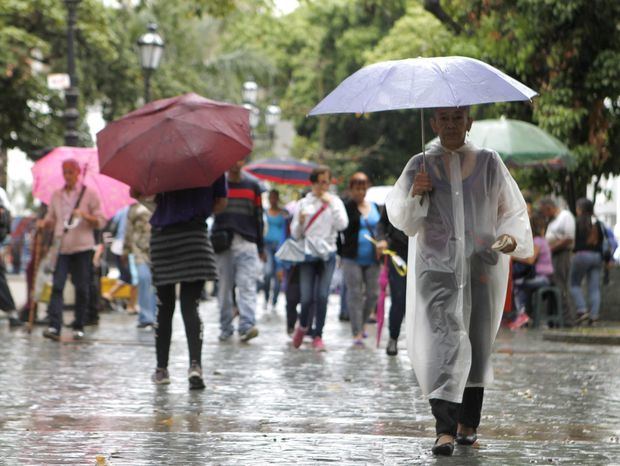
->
[150,219,218,286]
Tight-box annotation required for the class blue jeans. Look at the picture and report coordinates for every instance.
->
[136,262,156,325]
[299,255,336,338]
[514,274,550,315]
[570,251,603,319]
[216,237,259,336]
[47,250,91,332]
[262,241,281,306]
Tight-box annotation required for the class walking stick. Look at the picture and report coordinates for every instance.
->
[27,229,43,333]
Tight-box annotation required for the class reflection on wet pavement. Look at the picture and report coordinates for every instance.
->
[1,295,619,464]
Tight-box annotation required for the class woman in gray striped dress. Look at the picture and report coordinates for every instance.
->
[133,176,227,389]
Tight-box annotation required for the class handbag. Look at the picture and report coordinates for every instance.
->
[210,229,233,253]
[276,203,329,264]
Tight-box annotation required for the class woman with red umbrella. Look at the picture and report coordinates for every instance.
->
[136,181,228,390]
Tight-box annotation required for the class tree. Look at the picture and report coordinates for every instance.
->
[421,0,620,209]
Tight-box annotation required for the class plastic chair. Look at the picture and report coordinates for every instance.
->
[530,286,563,328]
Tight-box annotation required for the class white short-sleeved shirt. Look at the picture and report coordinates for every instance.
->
[545,209,575,243]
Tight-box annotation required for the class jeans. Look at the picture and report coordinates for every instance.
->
[342,259,380,336]
[216,236,259,336]
[137,262,156,325]
[388,260,407,340]
[299,255,336,338]
[430,387,484,436]
[262,241,281,307]
[570,251,603,319]
[514,274,550,315]
[47,250,91,332]
[155,280,204,368]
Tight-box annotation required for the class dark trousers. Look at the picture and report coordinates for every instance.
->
[285,266,301,332]
[155,281,204,369]
[387,260,406,340]
[86,252,101,323]
[47,251,91,332]
[0,260,16,312]
[429,387,484,436]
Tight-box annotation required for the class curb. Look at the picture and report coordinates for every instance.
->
[542,330,620,345]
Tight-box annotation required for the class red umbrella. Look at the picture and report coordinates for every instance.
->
[96,93,253,195]
[31,147,135,219]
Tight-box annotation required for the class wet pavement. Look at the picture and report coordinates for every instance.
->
[1,277,620,464]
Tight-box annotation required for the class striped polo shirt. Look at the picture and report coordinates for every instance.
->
[212,173,264,253]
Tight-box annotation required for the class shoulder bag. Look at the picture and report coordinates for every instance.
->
[276,203,329,264]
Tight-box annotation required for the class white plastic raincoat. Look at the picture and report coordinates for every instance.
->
[386,141,533,403]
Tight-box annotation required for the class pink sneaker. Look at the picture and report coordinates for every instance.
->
[509,313,530,330]
[312,336,326,352]
[292,325,307,348]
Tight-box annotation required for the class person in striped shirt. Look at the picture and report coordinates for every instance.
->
[212,159,265,343]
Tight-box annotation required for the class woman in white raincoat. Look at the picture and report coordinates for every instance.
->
[386,107,533,456]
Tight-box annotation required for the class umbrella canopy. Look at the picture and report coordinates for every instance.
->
[31,147,135,219]
[244,157,318,186]
[428,118,573,168]
[97,93,253,195]
[309,56,537,115]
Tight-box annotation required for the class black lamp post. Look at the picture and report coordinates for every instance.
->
[64,0,81,147]
[137,23,165,103]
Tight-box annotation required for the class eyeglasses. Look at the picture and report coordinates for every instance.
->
[314,180,330,186]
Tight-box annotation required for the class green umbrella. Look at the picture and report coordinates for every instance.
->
[428,117,573,168]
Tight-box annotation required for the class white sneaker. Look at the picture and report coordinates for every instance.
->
[73,330,85,340]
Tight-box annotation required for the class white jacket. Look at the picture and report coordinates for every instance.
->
[291,192,348,253]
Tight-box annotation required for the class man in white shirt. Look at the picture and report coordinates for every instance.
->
[539,197,576,326]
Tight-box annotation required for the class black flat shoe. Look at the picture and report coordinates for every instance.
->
[432,436,455,456]
[456,432,478,445]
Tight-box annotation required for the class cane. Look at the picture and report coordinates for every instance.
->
[27,229,43,333]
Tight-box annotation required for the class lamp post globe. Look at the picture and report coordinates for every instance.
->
[243,103,261,130]
[242,81,259,105]
[137,23,164,102]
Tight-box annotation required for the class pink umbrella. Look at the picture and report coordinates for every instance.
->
[32,146,135,219]
[376,256,390,348]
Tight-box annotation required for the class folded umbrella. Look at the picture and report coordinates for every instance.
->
[31,146,135,219]
[97,93,253,195]
[244,157,318,186]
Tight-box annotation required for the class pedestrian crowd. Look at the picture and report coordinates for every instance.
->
[0,108,616,458]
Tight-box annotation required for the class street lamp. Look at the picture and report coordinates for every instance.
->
[241,80,281,141]
[64,0,82,147]
[137,23,165,103]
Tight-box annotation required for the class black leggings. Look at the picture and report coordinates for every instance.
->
[155,281,204,369]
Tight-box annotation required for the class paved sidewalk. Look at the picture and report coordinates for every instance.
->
[0,277,619,464]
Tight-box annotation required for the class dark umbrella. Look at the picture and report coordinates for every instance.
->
[244,157,318,186]
[96,93,253,195]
